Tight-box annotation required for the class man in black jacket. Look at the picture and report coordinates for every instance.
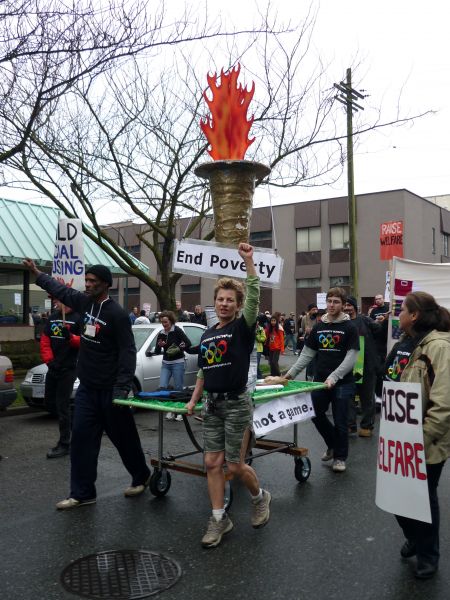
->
[23,259,150,510]
[344,296,387,437]
[191,305,207,326]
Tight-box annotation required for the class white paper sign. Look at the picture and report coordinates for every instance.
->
[253,393,315,435]
[316,292,327,309]
[14,293,21,305]
[375,381,431,523]
[384,270,391,303]
[172,239,283,287]
[52,218,85,291]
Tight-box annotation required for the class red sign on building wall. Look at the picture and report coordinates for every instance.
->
[380,221,403,260]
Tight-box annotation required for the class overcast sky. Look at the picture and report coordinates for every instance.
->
[248,0,450,206]
[3,0,449,217]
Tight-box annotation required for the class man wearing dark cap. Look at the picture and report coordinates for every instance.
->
[23,258,151,509]
[300,303,319,340]
[344,296,388,437]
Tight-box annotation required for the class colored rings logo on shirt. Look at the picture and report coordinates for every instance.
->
[387,356,408,379]
[50,323,63,336]
[201,340,228,365]
[318,333,340,349]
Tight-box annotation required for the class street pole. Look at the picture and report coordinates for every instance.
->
[334,68,366,299]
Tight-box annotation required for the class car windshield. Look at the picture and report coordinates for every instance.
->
[132,326,158,351]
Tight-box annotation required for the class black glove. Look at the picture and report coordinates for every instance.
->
[112,387,130,400]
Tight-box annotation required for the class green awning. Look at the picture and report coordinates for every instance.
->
[0,198,148,275]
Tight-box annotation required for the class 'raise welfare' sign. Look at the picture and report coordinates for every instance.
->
[172,239,283,288]
[52,218,85,291]
[375,381,431,523]
[253,393,315,435]
[380,220,403,261]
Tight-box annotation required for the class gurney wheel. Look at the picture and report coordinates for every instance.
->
[149,468,172,497]
[294,456,311,483]
[224,481,233,512]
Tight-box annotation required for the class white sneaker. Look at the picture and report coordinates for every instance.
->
[332,459,346,473]
[175,414,183,421]
[165,412,175,421]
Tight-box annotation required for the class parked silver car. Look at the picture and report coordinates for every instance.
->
[0,350,17,410]
[20,322,205,412]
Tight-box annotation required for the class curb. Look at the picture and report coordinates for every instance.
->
[0,406,43,418]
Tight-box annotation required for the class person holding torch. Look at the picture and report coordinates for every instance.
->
[185,242,271,548]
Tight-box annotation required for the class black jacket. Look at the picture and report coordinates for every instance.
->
[190,312,207,326]
[154,326,192,361]
[36,274,136,391]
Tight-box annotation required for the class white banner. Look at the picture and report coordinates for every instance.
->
[253,393,315,436]
[52,218,85,291]
[172,239,283,287]
[388,257,450,351]
[375,381,431,523]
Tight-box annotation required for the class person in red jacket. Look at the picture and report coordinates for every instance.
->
[41,300,81,459]
[267,315,284,376]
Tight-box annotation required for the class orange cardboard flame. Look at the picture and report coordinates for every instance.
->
[200,64,255,160]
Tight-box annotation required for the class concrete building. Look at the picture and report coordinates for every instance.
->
[105,188,450,316]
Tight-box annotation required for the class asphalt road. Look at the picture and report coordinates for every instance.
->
[1,352,449,600]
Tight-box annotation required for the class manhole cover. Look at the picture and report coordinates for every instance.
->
[61,550,182,599]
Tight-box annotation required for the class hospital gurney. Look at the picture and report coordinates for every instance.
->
[114,380,325,509]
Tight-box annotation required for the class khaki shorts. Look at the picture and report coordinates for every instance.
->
[202,392,255,463]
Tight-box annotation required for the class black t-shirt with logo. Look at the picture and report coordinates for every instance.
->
[305,319,359,384]
[199,316,255,393]
[43,310,81,372]
[384,336,417,382]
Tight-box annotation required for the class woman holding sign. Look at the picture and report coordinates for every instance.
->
[384,291,450,579]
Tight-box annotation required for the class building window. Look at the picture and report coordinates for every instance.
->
[330,224,349,249]
[432,227,436,254]
[250,230,272,249]
[443,233,449,256]
[296,227,321,252]
[296,278,321,289]
[181,284,201,293]
[330,276,350,287]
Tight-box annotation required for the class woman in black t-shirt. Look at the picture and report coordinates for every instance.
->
[185,243,271,549]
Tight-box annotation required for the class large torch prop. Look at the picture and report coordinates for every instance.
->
[195,64,271,244]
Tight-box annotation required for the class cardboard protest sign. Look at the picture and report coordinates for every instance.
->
[375,381,431,523]
[253,393,315,436]
[52,218,85,291]
[380,220,403,260]
[172,238,283,288]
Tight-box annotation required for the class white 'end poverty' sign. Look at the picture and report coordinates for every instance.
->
[173,239,283,287]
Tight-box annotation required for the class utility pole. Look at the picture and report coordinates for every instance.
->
[334,68,366,299]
